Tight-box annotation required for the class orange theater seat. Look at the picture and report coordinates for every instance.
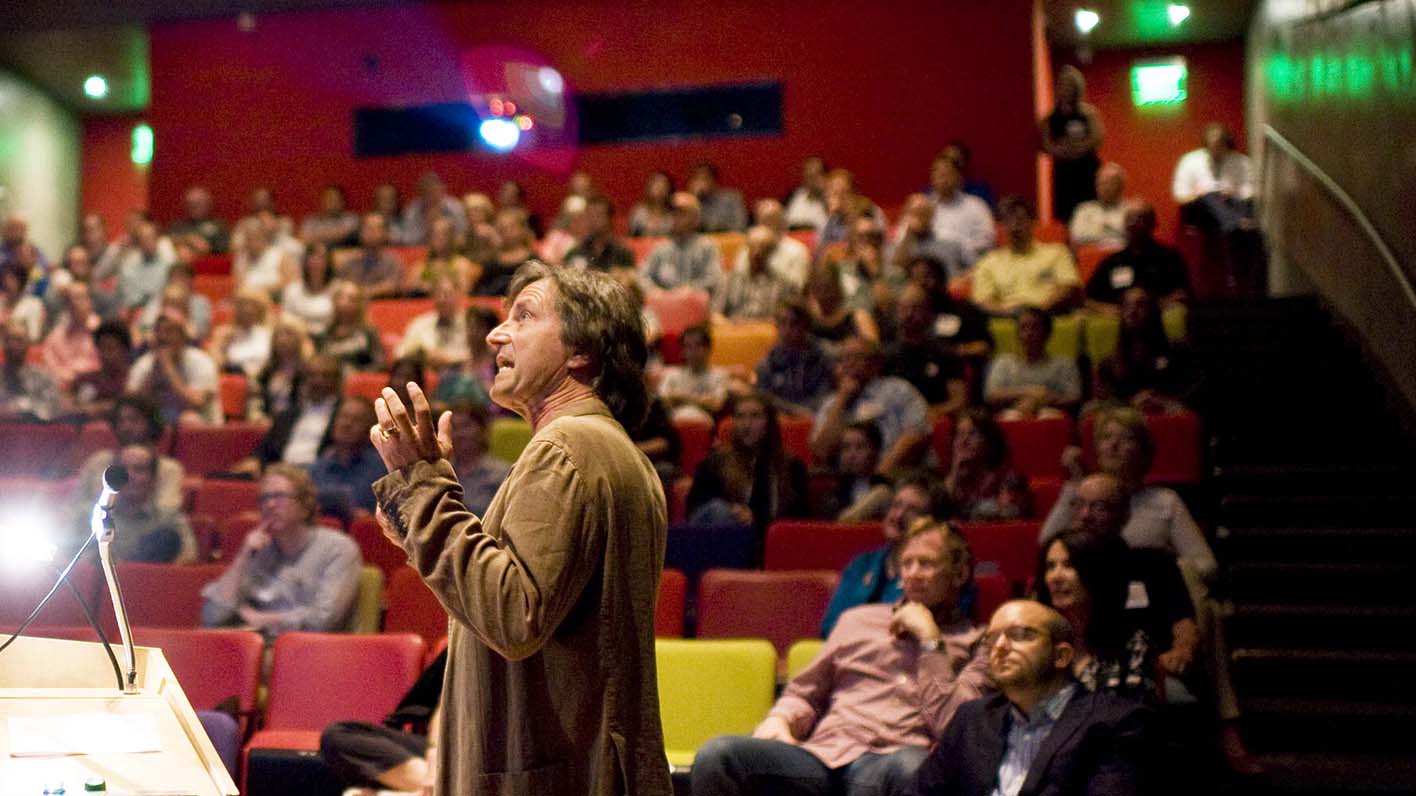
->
[959,520,1041,589]
[998,415,1074,480]
[218,373,248,421]
[656,568,687,638]
[384,567,448,647]
[172,421,268,475]
[709,321,776,372]
[696,569,839,659]
[673,417,714,478]
[628,236,664,267]
[763,521,884,572]
[708,232,747,271]
[366,298,434,336]
[646,288,711,338]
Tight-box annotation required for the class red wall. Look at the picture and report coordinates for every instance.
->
[146,0,1039,226]
[82,114,150,234]
[1064,42,1247,240]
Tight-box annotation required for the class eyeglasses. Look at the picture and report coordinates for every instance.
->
[258,491,296,503]
[981,625,1045,648]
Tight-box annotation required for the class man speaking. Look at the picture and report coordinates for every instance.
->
[369,262,672,795]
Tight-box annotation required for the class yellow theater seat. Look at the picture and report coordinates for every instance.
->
[489,417,533,463]
[785,639,825,681]
[655,638,777,770]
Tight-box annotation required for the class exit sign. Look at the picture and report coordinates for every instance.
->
[1132,58,1187,106]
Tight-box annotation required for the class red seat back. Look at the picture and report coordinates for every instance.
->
[959,520,1041,588]
[210,509,262,561]
[218,373,248,421]
[384,567,447,647]
[998,415,1074,480]
[1029,477,1066,520]
[192,478,261,516]
[1074,243,1123,284]
[672,417,714,477]
[366,298,434,336]
[132,626,264,714]
[696,569,839,658]
[264,632,425,730]
[972,573,1013,623]
[101,563,228,634]
[763,521,884,571]
[349,515,409,581]
[0,559,102,628]
[0,422,79,477]
[930,415,954,463]
[655,568,687,638]
[173,423,268,475]
[717,415,814,467]
[1080,409,1202,484]
[644,289,710,337]
[343,370,389,402]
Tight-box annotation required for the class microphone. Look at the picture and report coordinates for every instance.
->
[92,464,140,693]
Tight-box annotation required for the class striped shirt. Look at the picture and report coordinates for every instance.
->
[991,683,1076,796]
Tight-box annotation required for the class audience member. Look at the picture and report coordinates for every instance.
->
[0,318,63,421]
[819,471,942,636]
[433,305,497,409]
[97,210,174,283]
[742,198,810,290]
[1172,122,1255,234]
[889,193,968,283]
[74,394,185,515]
[250,319,311,420]
[309,397,384,518]
[657,324,731,424]
[805,261,878,349]
[116,221,175,312]
[412,217,473,294]
[300,184,361,247]
[820,215,887,313]
[231,187,294,254]
[944,410,1032,521]
[686,391,808,529]
[538,195,586,266]
[811,336,931,474]
[200,464,362,637]
[756,298,835,416]
[474,208,537,297]
[1093,288,1194,411]
[401,172,468,245]
[1039,65,1105,222]
[641,192,723,293]
[940,140,996,208]
[884,284,968,415]
[1068,162,1130,248]
[395,276,468,369]
[715,225,793,321]
[927,156,996,267]
[169,186,230,254]
[971,196,1080,316]
[1086,203,1190,310]
[318,280,385,372]
[459,192,500,265]
[78,213,110,268]
[818,169,885,251]
[39,282,101,393]
[687,161,748,232]
[86,442,198,563]
[493,179,542,237]
[45,243,118,322]
[135,264,212,343]
[72,322,134,417]
[338,214,404,299]
[386,355,427,410]
[630,394,682,487]
[447,402,511,516]
[371,182,408,244]
[127,308,221,425]
[902,256,993,359]
[984,307,1083,417]
[628,171,676,237]
[555,169,596,227]
[912,599,1151,796]
[241,354,345,470]
[1,211,50,282]
[562,194,635,273]
[281,242,336,335]
[693,520,988,796]
[826,419,892,522]
[783,155,829,231]
[208,289,274,377]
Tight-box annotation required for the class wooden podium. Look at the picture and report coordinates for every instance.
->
[0,634,239,796]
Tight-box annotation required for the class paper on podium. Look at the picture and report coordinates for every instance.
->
[8,713,163,757]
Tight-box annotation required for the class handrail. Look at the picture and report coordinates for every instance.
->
[1261,124,1416,312]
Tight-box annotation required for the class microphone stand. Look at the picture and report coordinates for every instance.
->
[91,487,139,694]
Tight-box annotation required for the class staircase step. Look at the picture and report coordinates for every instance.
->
[1228,564,1416,606]
[1221,495,1416,528]
[1232,648,1416,702]
[1241,699,1416,755]
[1251,752,1416,794]
[1221,526,1416,564]
[1228,604,1416,651]
[1213,465,1416,496]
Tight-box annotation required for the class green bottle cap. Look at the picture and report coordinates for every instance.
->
[83,777,106,792]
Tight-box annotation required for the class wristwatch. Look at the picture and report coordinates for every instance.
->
[918,637,944,652]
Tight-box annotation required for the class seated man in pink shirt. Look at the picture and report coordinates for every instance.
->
[691,520,990,796]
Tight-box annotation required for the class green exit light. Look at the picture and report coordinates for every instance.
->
[1132,58,1187,105]
[131,124,154,166]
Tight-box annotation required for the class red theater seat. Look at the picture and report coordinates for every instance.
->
[367,298,434,336]
[218,373,248,421]
[384,567,448,647]
[209,509,262,561]
[192,478,260,516]
[1029,476,1065,520]
[172,422,267,475]
[763,521,884,572]
[1080,409,1203,484]
[0,559,103,629]
[1074,243,1123,284]
[192,273,234,304]
[973,573,1013,623]
[132,626,263,718]
[99,563,227,634]
[645,288,711,338]
[0,422,79,477]
[674,417,715,477]
[930,415,954,463]
[656,568,687,638]
[717,415,814,467]
[998,415,1074,480]
[696,569,839,658]
[959,520,1041,588]
[350,514,411,581]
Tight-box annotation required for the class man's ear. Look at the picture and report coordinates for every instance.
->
[1052,641,1075,672]
[566,352,592,375]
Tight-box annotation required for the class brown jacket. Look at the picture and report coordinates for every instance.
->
[374,398,671,795]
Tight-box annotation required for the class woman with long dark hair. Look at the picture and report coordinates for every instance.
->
[943,409,1032,520]
[685,391,808,529]
[1094,286,1195,412]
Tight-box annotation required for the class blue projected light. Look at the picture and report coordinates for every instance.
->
[478,118,521,152]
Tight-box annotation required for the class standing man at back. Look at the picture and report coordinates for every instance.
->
[369,262,671,795]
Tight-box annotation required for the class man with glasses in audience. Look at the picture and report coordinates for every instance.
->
[912,600,1150,796]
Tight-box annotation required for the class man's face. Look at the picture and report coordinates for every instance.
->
[930,159,963,197]
[1018,312,1048,356]
[136,224,160,255]
[330,400,374,447]
[681,332,709,369]
[321,187,345,214]
[895,287,934,338]
[184,188,212,220]
[986,602,1064,690]
[1123,206,1155,247]
[802,157,826,191]
[333,283,361,319]
[838,428,877,476]
[360,215,387,248]
[4,216,27,246]
[883,485,932,540]
[1069,475,1128,537]
[1003,206,1033,245]
[117,446,156,505]
[898,529,963,608]
[301,359,343,403]
[113,404,151,445]
[670,197,699,236]
[487,279,574,415]
[754,200,785,232]
[153,316,187,350]
[258,474,305,535]
[586,202,611,236]
[1205,127,1230,159]
[433,279,462,319]
[774,308,808,347]
[904,195,933,230]
[450,411,488,455]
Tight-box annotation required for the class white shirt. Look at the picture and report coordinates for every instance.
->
[1068,200,1128,248]
[1172,148,1254,204]
[280,281,334,335]
[283,397,337,465]
[930,191,996,265]
[731,235,810,291]
[395,310,470,364]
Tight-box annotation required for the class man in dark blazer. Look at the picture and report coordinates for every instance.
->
[913,600,1150,796]
[237,354,344,472]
